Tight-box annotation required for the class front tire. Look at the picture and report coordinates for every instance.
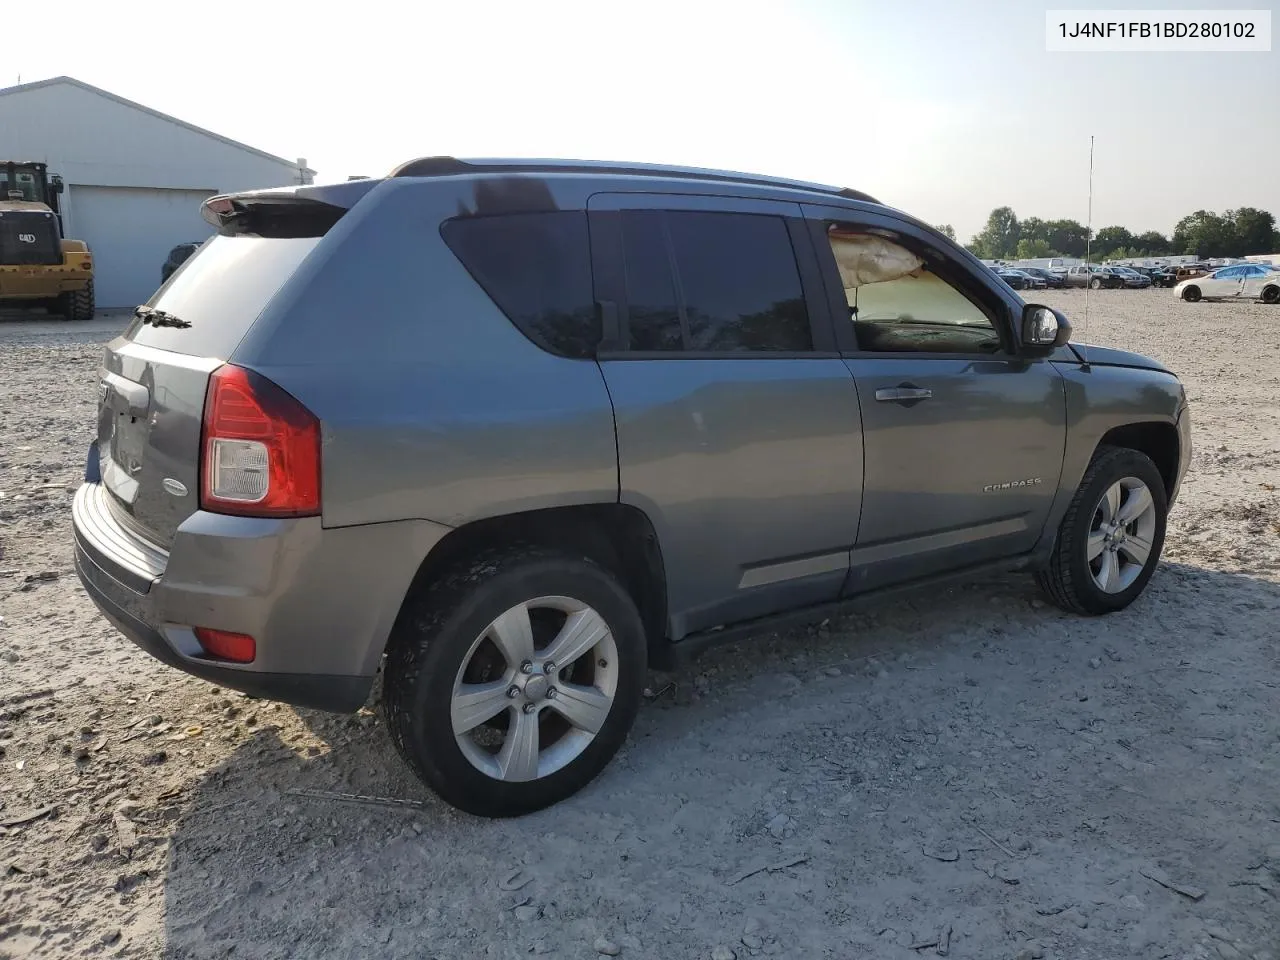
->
[1182,285,1201,302]
[1036,447,1167,615]
[1261,284,1280,305]
[1089,278,1102,290]
[383,546,646,817]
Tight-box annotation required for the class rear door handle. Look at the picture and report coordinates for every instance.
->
[875,384,933,403]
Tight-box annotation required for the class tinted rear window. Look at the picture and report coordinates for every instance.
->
[125,235,320,357]
[441,212,599,359]
[620,210,812,353]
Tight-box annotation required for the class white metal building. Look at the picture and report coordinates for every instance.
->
[0,76,313,308]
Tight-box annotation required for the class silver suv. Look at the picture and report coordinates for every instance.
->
[73,158,1190,816]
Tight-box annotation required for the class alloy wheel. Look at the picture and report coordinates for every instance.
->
[1087,477,1158,594]
[450,596,619,782]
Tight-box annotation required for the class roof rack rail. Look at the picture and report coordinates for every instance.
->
[387,156,879,205]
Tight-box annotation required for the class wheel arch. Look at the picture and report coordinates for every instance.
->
[1095,421,1181,498]
[392,503,671,666]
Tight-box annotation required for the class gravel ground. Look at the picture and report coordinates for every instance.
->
[1,291,1278,960]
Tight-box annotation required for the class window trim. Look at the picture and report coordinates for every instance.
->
[802,206,1020,360]
[587,193,837,359]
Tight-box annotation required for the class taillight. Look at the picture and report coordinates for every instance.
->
[200,364,320,517]
[194,628,257,663]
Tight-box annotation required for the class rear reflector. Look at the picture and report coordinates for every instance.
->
[194,628,257,663]
[200,365,320,517]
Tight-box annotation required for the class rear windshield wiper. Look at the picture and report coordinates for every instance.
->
[134,305,191,329]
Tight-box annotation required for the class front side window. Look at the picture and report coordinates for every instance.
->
[826,226,1001,355]
[620,210,812,353]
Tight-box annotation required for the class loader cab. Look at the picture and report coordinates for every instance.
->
[2,161,64,228]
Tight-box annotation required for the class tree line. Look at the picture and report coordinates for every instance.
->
[948,207,1280,262]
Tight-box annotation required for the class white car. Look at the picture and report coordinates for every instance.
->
[1175,263,1280,303]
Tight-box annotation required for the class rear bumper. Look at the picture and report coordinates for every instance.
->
[72,482,450,713]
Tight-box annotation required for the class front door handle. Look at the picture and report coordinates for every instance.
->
[875,384,933,404]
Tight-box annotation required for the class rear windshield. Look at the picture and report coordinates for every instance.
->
[124,234,320,358]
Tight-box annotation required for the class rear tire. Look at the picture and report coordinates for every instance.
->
[1182,285,1201,303]
[1089,278,1102,290]
[57,280,95,321]
[382,545,646,817]
[1036,446,1167,615]
[1261,284,1280,305]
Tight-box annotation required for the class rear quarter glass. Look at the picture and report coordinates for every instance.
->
[125,235,322,358]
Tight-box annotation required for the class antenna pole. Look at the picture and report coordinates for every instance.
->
[1081,135,1094,368]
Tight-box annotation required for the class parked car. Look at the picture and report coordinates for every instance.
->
[1149,266,1179,287]
[1175,262,1280,302]
[72,157,1190,816]
[1064,264,1125,289]
[1175,263,1213,283]
[161,242,203,283]
[995,267,1045,290]
[1018,266,1066,289]
[1110,266,1153,289]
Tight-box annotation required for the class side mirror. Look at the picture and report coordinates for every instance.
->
[1020,304,1072,355]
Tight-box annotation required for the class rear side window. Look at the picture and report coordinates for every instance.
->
[441,212,599,359]
[619,210,812,353]
[126,235,319,357]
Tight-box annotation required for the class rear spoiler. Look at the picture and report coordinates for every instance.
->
[201,180,378,238]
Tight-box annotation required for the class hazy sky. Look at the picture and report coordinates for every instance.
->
[7,0,1276,241]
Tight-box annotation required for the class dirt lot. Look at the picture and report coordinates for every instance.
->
[1,292,1278,960]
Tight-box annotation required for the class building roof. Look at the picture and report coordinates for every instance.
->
[0,76,314,177]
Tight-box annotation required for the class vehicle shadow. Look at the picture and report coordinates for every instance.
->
[158,561,1280,959]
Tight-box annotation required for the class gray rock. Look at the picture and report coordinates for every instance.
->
[743,917,763,936]
[995,862,1023,884]
[922,843,959,862]
[1216,944,1242,960]
[766,813,794,840]
[514,905,540,922]
[1015,944,1045,960]
[594,937,622,956]
[531,940,552,955]
[823,666,842,677]
[1088,656,1103,669]
[742,934,763,949]
[712,948,737,960]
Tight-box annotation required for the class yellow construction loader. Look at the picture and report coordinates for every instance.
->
[0,161,94,320]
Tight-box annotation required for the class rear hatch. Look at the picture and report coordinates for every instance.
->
[0,206,62,265]
[94,188,358,548]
